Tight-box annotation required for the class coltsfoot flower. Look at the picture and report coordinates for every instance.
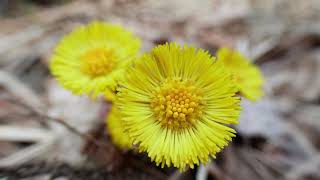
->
[50,22,141,99]
[217,47,264,101]
[106,106,132,149]
[117,43,240,171]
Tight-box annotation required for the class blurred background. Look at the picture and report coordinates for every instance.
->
[0,0,320,179]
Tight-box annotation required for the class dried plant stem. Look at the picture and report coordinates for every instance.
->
[4,97,105,148]
[41,113,105,147]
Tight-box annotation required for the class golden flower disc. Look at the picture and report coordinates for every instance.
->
[151,79,203,130]
[80,48,117,77]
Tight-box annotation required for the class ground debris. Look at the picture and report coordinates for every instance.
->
[0,0,320,179]
[0,161,159,180]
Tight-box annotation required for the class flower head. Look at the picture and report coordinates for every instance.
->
[50,22,141,99]
[117,43,240,170]
[106,106,132,149]
[217,47,264,101]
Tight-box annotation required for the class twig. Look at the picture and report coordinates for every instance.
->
[250,149,293,176]
[0,70,44,111]
[40,113,105,147]
[285,154,320,180]
[4,96,105,148]
[237,148,276,180]
[0,126,56,167]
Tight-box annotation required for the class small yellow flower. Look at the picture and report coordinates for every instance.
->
[106,106,132,149]
[217,47,264,101]
[117,43,240,171]
[50,22,141,99]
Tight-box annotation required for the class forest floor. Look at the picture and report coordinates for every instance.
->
[0,0,320,179]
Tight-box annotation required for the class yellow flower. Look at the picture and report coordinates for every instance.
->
[117,43,240,171]
[106,106,132,149]
[50,21,141,99]
[217,47,264,101]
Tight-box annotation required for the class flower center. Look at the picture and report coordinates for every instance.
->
[80,48,116,77]
[151,79,203,130]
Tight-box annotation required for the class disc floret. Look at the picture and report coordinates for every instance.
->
[151,79,203,130]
